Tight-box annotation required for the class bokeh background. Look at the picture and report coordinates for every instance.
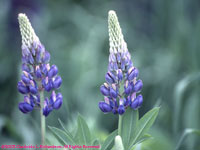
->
[0,0,200,149]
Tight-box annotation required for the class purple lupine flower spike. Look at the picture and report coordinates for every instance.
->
[17,13,62,117]
[99,10,143,115]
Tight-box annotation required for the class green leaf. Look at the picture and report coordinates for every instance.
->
[45,138,52,145]
[173,73,200,135]
[120,108,138,149]
[134,134,152,145]
[101,130,118,150]
[76,114,91,146]
[129,107,160,150]
[175,128,200,150]
[91,139,101,150]
[58,118,74,139]
[48,126,76,145]
[74,126,79,142]
[127,134,153,150]
[46,132,63,145]
[92,139,100,145]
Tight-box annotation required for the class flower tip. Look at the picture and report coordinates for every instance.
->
[18,12,38,47]
[108,10,118,22]
[18,13,29,24]
[108,10,116,16]
[18,13,26,19]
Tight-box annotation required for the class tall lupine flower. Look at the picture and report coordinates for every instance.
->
[17,14,62,117]
[99,11,143,115]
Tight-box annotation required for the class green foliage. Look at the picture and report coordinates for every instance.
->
[48,126,75,145]
[118,107,159,150]
[173,73,200,135]
[75,114,92,146]
[101,130,118,150]
[49,107,159,150]
[92,139,100,150]
[131,107,159,146]
[49,116,119,150]
[120,108,138,149]
[49,115,94,149]
[173,73,200,149]
[175,128,200,150]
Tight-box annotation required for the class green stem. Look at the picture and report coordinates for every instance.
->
[175,128,200,150]
[40,91,46,146]
[118,115,123,136]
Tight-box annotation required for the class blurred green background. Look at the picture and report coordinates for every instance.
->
[0,0,200,149]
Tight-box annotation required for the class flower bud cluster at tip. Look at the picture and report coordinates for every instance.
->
[99,10,143,115]
[18,13,39,48]
[17,13,62,117]
[108,10,127,54]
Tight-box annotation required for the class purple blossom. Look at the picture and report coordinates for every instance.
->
[17,13,62,117]
[99,11,143,115]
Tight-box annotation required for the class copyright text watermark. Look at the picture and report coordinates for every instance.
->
[1,145,100,149]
